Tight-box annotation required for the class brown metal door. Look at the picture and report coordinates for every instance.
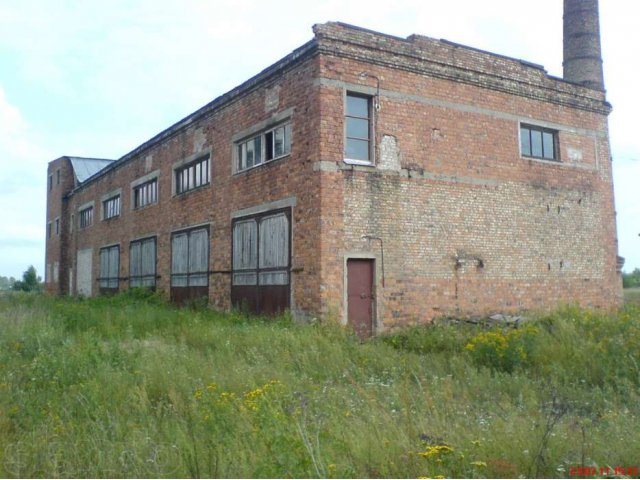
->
[347,259,375,339]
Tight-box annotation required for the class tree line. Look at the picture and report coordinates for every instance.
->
[0,266,43,292]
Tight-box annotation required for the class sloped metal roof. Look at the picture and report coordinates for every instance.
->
[68,157,116,184]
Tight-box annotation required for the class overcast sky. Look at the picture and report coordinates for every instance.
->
[0,0,638,280]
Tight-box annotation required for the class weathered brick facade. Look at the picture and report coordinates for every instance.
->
[45,14,622,334]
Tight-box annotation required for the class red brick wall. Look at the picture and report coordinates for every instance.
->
[62,56,324,317]
[44,157,75,295]
[314,23,621,330]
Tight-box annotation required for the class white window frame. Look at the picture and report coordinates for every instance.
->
[131,170,159,210]
[235,122,292,173]
[174,153,211,195]
[344,92,374,165]
[102,194,121,220]
[79,205,93,229]
[133,179,158,209]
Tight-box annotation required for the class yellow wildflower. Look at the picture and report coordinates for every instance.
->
[418,445,454,458]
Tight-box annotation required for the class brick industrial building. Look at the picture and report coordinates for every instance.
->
[45,0,622,336]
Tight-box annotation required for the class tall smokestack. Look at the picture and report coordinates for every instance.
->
[563,0,605,90]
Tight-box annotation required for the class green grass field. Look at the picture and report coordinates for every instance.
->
[1,292,639,478]
[624,287,640,306]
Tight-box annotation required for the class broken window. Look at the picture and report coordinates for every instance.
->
[345,93,372,164]
[130,237,156,288]
[520,124,558,161]
[134,179,158,209]
[236,123,291,172]
[103,195,120,220]
[79,206,93,229]
[171,227,209,287]
[175,154,210,195]
[99,245,119,290]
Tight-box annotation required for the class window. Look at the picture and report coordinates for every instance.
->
[134,179,158,209]
[130,237,156,288]
[233,211,289,287]
[103,195,120,220]
[231,210,291,314]
[171,228,209,287]
[345,93,372,164]
[79,206,93,229]
[176,155,210,195]
[99,245,119,290]
[520,124,558,161]
[48,175,53,191]
[47,222,52,239]
[236,123,292,172]
[55,218,60,236]
[56,169,60,185]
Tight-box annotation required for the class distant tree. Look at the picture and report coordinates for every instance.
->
[12,266,43,292]
[0,276,15,290]
[622,268,640,288]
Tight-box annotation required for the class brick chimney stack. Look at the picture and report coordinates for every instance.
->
[563,0,605,91]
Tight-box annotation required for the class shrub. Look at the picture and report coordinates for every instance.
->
[464,324,539,373]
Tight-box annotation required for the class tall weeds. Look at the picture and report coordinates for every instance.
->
[0,293,638,477]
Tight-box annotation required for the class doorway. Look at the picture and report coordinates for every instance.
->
[347,258,375,339]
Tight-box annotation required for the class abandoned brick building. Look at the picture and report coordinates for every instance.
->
[45,0,622,336]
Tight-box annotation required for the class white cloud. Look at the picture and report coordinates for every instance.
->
[0,85,48,277]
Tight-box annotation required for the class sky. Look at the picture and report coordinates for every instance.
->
[0,0,638,280]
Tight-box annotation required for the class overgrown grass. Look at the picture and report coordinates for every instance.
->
[1,292,639,478]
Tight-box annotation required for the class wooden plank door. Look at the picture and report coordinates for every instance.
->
[347,259,375,339]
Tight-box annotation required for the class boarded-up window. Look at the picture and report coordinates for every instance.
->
[259,213,289,285]
[171,228,209,287]
[130,237,156,287]
[99,245,119,289]
[232,219,257,285]
[232,212,289,286]
[231,209,290,314]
